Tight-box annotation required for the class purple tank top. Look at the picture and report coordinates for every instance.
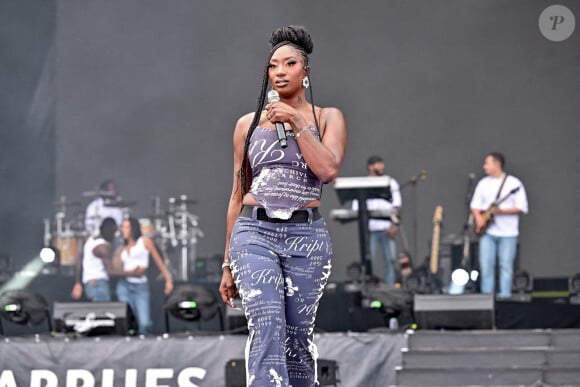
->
[248,126,322,219]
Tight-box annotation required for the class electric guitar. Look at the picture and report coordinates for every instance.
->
[476,187,520,236]
[430,206,443,276]
[404,206,443,294]
[421,206,443,294]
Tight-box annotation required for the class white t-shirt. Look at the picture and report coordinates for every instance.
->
[85,197,124,233]
[470,174,528,237]
[121,237,149,284]
[82,237,109,283]
[352,177,402,231]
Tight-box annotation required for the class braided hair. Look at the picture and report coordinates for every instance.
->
[239,26,320,199]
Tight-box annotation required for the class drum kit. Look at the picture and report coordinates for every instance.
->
[43,190,203,281]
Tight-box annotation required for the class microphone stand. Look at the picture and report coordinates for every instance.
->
[461,175,477,273]
[451,175,477,294]
[398,170,427,260]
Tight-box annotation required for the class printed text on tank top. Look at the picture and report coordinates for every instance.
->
[248,126,322,219]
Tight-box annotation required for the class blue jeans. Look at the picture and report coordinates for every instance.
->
[479,234,518,298]
[116,279,152,334]
[369,230,397,284]
[84,279,111,302]
[229,211,333,387]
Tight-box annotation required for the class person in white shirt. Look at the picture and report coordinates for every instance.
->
[117,217,174,334]
[352,156,402,284]
[71,217,145,302]
[85,179,124,234]
[470,152,528,298]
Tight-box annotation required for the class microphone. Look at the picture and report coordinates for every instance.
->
[267,90,288,148]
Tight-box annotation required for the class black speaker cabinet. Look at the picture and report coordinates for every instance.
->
[414,294,495,329]
[53,302,137,336]
[225,358,339,387]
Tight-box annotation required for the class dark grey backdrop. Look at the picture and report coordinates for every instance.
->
[0,0,55,266]
[27,0,580,282]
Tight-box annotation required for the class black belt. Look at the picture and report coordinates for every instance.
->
[240,206,321,223]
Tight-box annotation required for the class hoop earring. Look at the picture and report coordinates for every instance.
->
[302,76,310,89]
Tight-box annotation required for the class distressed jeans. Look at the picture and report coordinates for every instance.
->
[229,209,333,387]
[479,234,518,298]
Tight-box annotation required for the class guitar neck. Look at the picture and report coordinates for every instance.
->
[430,206,443,275]
[493,186,521,207]
[430,224,440,274]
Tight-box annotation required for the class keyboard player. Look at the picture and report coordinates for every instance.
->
[351,155,401,285]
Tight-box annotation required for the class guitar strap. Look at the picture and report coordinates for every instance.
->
[495,174,509,203]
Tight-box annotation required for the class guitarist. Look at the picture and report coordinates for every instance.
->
[470,152,528,299]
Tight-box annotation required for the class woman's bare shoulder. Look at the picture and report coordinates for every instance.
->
[236,112,254,127]
[234,111,267,134]
[319,107,345,122]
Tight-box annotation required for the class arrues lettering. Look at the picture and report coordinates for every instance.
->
[0,367,207,387]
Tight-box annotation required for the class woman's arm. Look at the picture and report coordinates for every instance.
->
[266,103,347,183]
[293,107,347,183]
[71,244,84,299]
[143,237,174,295]
[95,244,146,278]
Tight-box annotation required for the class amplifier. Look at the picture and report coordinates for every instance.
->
[414,294,495,329]
[53,301,137,336]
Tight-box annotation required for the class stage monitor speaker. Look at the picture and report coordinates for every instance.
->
[414,294,495,329]
[225,358,339,387]
[53,302,137,336]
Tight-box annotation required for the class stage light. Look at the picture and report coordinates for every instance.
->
[470,270,479,282]
[39,247,56,263]
[369,300,383,309]
[178,301,198,309]
[451,268,469,287]
[449,267,479,295]
[39,247,61,276]
[165,284,219,322]
[0,289,51,333]
[511,270,533,302]
[569,273,580,304]
[569,273,580,292]
[513,270,532,291]
[3,303,20,312]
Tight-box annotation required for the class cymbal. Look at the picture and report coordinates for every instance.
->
[104,200,136,208]
[82,190,117,198]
